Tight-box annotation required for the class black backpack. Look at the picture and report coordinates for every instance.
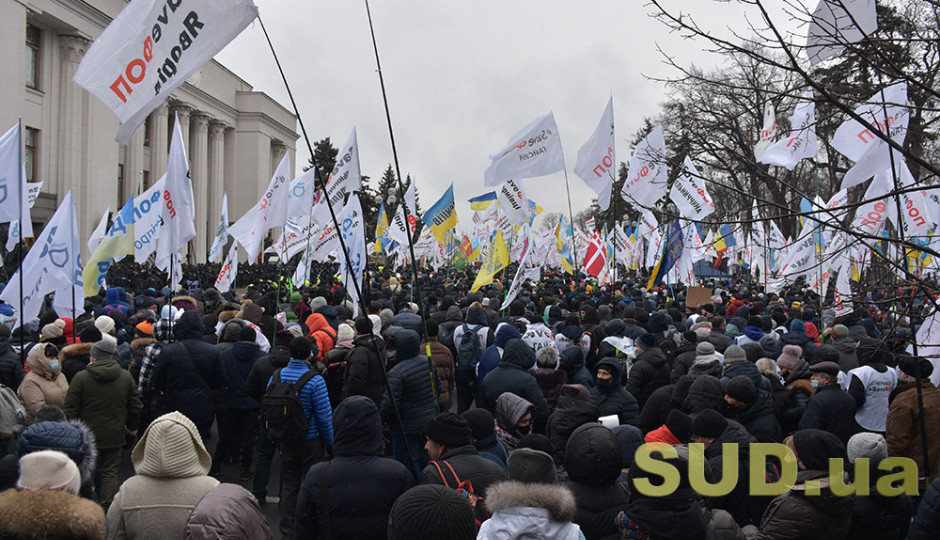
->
[261,368,316,441]
[455,323,484,384]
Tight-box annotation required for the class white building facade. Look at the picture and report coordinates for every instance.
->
[0,0,297,262]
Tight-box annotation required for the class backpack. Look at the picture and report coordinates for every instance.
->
[439,323,457,355]
[261,368,316,441]
[314,328,337,361]
[0,382,26,437]
[430,460,489,526]
[455,324,484,384]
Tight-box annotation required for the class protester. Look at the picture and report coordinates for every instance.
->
[418,411,507,496]
[17,343,68,425]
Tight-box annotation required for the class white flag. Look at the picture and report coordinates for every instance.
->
[292,242,314,289]
[496,179,531,226]
[87,207,111,255]
[754,101,777,161]
[214,243,238,293]
[669,157,715,220]
[208,193,229,263]
[6,181,41,252]
[287,169,316,220]
[339,195,365,316]
[229,153,292,262]
[0,123,24,225]
[73,0,258,144]
[832,82,909,190]
[133,176,166,262]
[269,214,317,263]
[156,115,196,268]
[760,91,817,170]
[504,238,540,307]
[621,125,668,208]
[387,181,417,248]
[807,0,878,66]
[324,128,362,207]
[1,191,81,328]
[484,112,566,187]
[574,97,615,210]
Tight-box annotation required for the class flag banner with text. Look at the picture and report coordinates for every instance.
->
[484,112,565,187]
[574,97,615,210]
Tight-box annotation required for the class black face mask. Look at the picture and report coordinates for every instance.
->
[596,377,616,393]
[517,424,531,436]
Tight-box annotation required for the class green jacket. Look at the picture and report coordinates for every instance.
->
[64,358,143,449]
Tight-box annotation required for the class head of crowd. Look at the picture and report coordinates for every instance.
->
[0,257,939,540]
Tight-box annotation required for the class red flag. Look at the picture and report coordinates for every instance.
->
[584,230,607,278]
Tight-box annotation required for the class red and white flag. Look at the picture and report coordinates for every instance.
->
[583,231,607,278]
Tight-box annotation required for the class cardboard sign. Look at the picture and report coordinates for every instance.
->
[687,286,714,308]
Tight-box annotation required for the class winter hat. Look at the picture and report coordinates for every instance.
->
[561,384,592,403]
[238,325,257,343]
[0,324,9,339]
[694,342,718,366]
[388,484,476,540]
[847,432,888,465]
[789,319,806,333]
[612,424,645,468]
[90,340,119,363]
[723,345,747,364]
[78,325,102,344]
[288,336,312,360]
[309,296,328,311]
[368,314,382,335]
[691,321,713,332]
[694,327,712,342]
[42,319,66,339]
[692,409,728,439]
[831,324,850,339]
[809,361,841,379]
[536,346,559,368]
[0,454,17,491]
[461,409,496,440]
[791,429,847,471]
[680,330,698,346]
[379,308,395,325]
[133,411,211,478]
[33,405,68,423]
[898,356,934,379]
[285,324,304,339]
[354,317,373,336]
[664,409,693,443]
[637,333,657,350]
[136,321,154,336]
[725,375,757,403]
[777,345,803,371]
[507,447,556,484]
[17,450,81,495]
[337,323,354,343]
[94,315,115,336]
[423,412,472,447]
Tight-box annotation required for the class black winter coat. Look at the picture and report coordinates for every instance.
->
[703,420,771,527]
[418,444,507,497]
[151,312,225,425]
[560,347,594,388]
[479,339,550,422]
[295,396,414,540]
[0,336,24,390]
[798,383,859,445]
[780,331,817,363]
[381,334,440,435]
[343,334,387,408]
[564,424,629,540]
[220,342,264,409]
[908,476,940,540]
[732,389,782,443]
[547,396,600,463]
[245,345,290,403]
[669,342,698,383]
[590,358,639,426]
[847,470,912,540]
[625,347,669,409]
[751,469,854,540]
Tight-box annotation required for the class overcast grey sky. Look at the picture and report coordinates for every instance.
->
[217,0,799,230]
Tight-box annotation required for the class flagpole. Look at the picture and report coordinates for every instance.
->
[16,119,24,362]
[561,169,578,276]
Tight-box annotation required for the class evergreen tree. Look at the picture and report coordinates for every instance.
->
[304,137,339,182]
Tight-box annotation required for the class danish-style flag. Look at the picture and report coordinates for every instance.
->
[584,230,607,278]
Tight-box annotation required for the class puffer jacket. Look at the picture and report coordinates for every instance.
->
[304,312,335,360]
[479,339,550,421]
[669,341,699,383]
[625,346,669,409]
[847,468,912,540]
[703,420,771,528]
[17,418,98,499]
[381,331,440,435]
[220,341,264,409]
[547,396,599,463]
[64,357,142,449]
[908,477,940,540]
[295,396,414,539]
[343,334,387,408]
[151,312,225,426]
[184,483,272,540]
[17,344,69,424]
[277,359,334,444]
[590,358,639,425]
[0,334,24,390]
[477,481,581,540]
[477,324,522,386]
[427,337,454,407]
[107,412,220,540]
[564,424,629,540]
[745,470,854,540]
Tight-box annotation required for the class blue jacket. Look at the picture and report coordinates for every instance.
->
[275,359,334,445]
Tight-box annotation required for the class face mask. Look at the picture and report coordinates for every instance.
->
[517,424,531,436]
[49,360,60,372]
[810,379,819,389]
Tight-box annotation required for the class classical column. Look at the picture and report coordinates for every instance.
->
[125,125,144,199]
[150,103,169,180]
[189,113,210,262]
[170,104,192,153]
[57,35,90,205]
[208,121,229,258]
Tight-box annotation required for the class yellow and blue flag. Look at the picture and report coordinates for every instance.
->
[83,197,135,297]
[469,191,498,211]
[647,217,683,289]
[423,184,458,243]
[375,202,391,255]
[714,223,736,252]
[471,230,509,291]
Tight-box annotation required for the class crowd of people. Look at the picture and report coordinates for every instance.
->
[0,260,939,539]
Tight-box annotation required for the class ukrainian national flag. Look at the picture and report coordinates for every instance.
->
[469,191,498,211]
[83,197,135,297]
[375,203,391,255]
[647,217,683,289]
[713,223,737,252]
[471,230,509,291]
[423,184,458,243]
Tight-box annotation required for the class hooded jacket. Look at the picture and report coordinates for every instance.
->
[780,360,814,436]
[304,312,336,360]
[0,333,24,390]
[625,345,669,409]
[17,419,98,499]
[732,389,782,443]
[590,358,639,425]
[547,396,600,464]
[477,324,521,386]
[151,312,225,426]
[220,341,264,409]
[564,424,630,540]
[17,345,69,424]
[106,412,220,540]
[381,330,440,435]
[64,357,142,450]
[494,392,535,449]
[780,326,817,363]
[560,347,594,389]
[295,396,414,539]
[479,339,550,421]
[477,482,582,540]
[343,334,387,408]
[245,345,291,404]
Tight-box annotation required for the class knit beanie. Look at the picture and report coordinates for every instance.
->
[337,323,355,343]
[611,424,644,468]
[17,450,81,495]
[388,484,476,540]
[423,412,472,447]
[694,342,718,366]
[90,340,119,362]
[694,326,712,341]
[94,315,115,335]
[285,324,304,339]
[789,319,806,333]
[238,325,257,343]
[725,375,757,403]
[664,409,692,443]
[536,346,559,368]
[461,408,496,440]
[792,429,847,471]
[723,345,747,364]
[136,321,154,336]
[898,356,935,379]
[777,345,802,371]
[691,409,728,439]
[354,317,373,336]
[637,333,656,350]
[78,325,102,344]
[831,324,850,339]
[288,336,312,361]
[42,319,66,339]
[507,448,556,484]
[847,432,888,465]
[309,296,328,311]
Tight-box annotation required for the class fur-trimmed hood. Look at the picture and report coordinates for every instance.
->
[218,310,240,324]
[484,481,578,522]
[59,342,94,361]
[130,337,156,351]
[0,488,106,539]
